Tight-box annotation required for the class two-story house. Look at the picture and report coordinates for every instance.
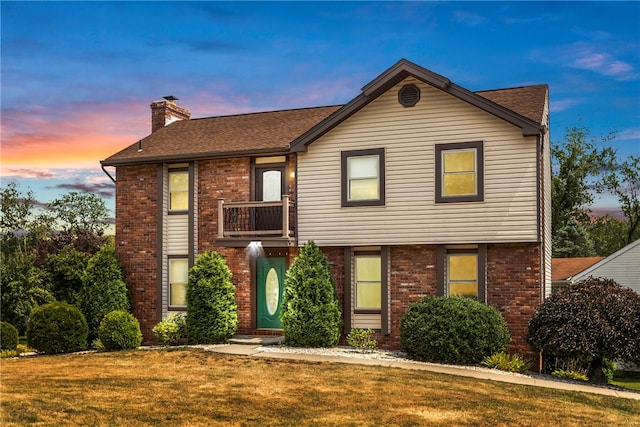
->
[101,59,551,360]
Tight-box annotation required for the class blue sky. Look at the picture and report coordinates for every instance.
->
[2,1,639,220]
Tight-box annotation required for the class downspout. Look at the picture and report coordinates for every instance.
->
[101,163,116,183]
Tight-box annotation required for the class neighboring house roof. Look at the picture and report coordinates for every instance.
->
[572,239,640,293]
[101,58,547,166]
[551,257,605,281]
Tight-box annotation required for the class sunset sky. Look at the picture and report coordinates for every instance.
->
[2,1,639,220]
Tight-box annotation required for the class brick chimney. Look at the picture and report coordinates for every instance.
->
[150,96,191,133]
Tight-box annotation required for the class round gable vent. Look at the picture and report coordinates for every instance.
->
[398,84,420,107]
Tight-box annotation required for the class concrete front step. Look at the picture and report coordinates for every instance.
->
[229,335,284,346]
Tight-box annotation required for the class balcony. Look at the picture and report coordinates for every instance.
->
[216,195,295,247]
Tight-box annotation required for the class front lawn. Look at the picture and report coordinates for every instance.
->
[614,371,640,392]
[1,348,638,426]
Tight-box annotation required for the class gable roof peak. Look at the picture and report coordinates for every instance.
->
[362,58,451,97]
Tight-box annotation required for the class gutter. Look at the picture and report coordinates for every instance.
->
[101,163,116,183]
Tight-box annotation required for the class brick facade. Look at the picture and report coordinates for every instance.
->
[320,243,542,364]
[114,164,159,341]
[115,158,542,365]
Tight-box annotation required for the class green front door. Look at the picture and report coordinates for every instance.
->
[257,257,285,329]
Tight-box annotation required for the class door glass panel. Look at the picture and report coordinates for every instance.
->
[262,170,282,202]
[265,267,280,316]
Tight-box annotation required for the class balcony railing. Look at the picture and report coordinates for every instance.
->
[217,195,294,239]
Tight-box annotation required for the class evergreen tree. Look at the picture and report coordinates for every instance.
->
[78,245,130,341]
[186,251,238,344]
[281,241,342,347]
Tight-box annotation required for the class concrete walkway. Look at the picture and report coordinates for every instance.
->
[197,341,640,401]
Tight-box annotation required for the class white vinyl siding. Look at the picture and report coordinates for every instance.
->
[161,163,197,318]
[574,239,640,294]
[297,77,539,246]
[353,314,382,329]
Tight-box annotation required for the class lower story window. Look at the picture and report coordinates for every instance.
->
[438,245,486,301]
[169,258,188,308]
[355,254,381,311]
[447,253,478,297]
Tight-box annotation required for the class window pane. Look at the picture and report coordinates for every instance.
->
[355,255,381,310]
[448,255,477,281]
[443,173,476,196]
[450,282,478,297]
[262,170,282,202]
[170,259,189,284]
[170,192,189,210]
[169,172,188,191]
[349,178,379,200]
[348,155,378,179]
[169,171,189,211]
[443,150,475,173]
[356,256,381,281]
[356,282,381,309]
[170,283,187,306]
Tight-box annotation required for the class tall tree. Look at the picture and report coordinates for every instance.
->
[604,155,640,246]
[551,124,616,233]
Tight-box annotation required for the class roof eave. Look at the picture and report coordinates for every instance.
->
[100,146,291,167]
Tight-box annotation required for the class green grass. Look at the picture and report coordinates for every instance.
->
[613,371,640,392]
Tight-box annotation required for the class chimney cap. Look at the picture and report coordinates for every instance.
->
[163,95,179,101]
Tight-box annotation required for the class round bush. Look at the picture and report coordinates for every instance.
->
[152,313,187,346]
[1,322,19,351]
[401,296,510,365]
[26,302,88,354]
[186,251,238,344]
[98,310,142,350]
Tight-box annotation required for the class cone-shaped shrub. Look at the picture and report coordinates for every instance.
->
[281,241,342,347]
[78,245,130,341]
[26,302,88,354]
[186,251,238,344]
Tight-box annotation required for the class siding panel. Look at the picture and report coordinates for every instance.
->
[297,78,539,246]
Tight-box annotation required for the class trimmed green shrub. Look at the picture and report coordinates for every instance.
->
[153,313,187,345]
[281,241,342,347]
[481,352,532,374]
[528,277,640,384]
[186,251,238,344]
[1,322,19,351]
[78,245,130,341]
[26,302,88,354]
[551,369,589,382]
[346,328,377,352]
[401,296,510,365]
[98,310,142,351]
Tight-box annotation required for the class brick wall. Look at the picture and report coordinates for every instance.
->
[198,157,252,251]
[321,243,542,366]
[115,165,159,342]
[486,243,542,363]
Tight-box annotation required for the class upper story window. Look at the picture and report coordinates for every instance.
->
[435,141,484,203]
[169,169,189,212]
[341,148,385,207]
